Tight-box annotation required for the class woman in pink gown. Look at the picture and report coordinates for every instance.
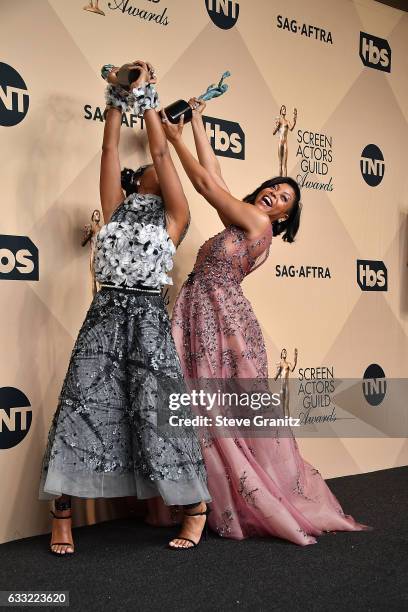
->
[156,99,368,544]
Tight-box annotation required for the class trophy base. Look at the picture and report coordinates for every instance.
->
[117,66,141,90]
[164,99,193,124]
[83,6,105,16]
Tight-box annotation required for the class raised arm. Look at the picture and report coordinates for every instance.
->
[99,106,124,223]
[272,118,280,136]
[289,108,297,131]
[133,62,189,246]
[161,112,269,238]
[143,107,190,246]
[189,98,230,193]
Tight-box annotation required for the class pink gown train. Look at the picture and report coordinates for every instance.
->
[152,224,369,544]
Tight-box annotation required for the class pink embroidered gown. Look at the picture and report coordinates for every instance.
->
[168,223,368,544]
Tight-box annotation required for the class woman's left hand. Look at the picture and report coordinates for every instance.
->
[188,97,206,116]
[131,60,157,84]
[160,110,184,143]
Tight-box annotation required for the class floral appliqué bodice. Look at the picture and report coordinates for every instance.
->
[172,224,272,379]
[94,193,175,288]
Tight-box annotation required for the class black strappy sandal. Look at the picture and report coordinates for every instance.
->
[49,511,75,556]
[168,506,211,550]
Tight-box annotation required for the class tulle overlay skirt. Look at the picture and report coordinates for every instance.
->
[201,435,368,544]
[39,287,210,506]
[159,275,370,543]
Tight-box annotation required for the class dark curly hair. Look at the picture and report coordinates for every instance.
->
[120,165,151,197]
[243,176,302,243]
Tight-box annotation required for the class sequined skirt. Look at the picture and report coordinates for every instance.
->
[39,287,210,505]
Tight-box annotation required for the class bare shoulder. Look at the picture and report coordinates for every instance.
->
[245,211,271,241]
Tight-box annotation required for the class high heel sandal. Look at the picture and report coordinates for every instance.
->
[49,511,75,556]
[168,506,211,550]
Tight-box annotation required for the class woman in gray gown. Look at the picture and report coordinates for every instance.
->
[39,61,211,554]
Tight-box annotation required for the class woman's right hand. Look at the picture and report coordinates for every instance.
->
[160,110,184,143]
[131,60,157,85]
[188,97,206,120]
[128,60,157,89]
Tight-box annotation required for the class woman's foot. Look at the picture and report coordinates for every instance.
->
[50,509,74,555]
[168,502,208,549]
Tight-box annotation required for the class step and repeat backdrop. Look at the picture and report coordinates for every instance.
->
[1,0,408,543]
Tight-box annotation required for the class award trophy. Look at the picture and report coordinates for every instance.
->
[83,1,105,16]
[101,63,231,121]
[81,210,102,297]
[274,348,298,418]
[101,63,141,90]
[273,105,297,176]
[164,71,231,124]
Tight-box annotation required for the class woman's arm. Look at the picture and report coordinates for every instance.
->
[162,114,269,238]
[130,60,189,246]
[143,108,190,245]
[99,107,124,223]
[189,99,232,228]
[189,98,230,193]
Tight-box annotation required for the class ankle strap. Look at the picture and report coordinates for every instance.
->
[184,507,211,517]
[50,511,72,519]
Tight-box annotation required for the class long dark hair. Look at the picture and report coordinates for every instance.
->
[120,165,151,197]
[243,176,302,243]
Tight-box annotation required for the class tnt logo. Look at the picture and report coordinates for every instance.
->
[0,387,32,449]
[0,235,39,281]
[203,116,245,160]
[360,144,385,187]
[205,0,239,30]
[359,32,391,73]
[357,260,387,291]
[362,364,386,406]
[0,63,29,127]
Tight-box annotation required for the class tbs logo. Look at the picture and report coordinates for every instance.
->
[359,32,391,73]
[0,387,32,450]
[0,62,29,127]
[362,364,386,406]
[357,260,387,291]
[205,0,239,30]
[203,116,245,160]
[360,144,385,187]
[0,235,39,281]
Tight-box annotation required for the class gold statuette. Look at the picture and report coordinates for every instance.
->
[273,105,297,176]
[82,209,102,296]
[83,1,105,16]
[274,348,298,418]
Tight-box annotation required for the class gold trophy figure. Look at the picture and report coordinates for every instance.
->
[273,105,297,176]
[82,209,102,296]
[83,1,105,16]
[274,348,298,418]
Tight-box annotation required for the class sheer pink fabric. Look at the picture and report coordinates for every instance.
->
[151,224,369,544]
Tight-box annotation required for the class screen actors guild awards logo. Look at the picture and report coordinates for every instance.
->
[83,1,105,15]
[296,128,334,191]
